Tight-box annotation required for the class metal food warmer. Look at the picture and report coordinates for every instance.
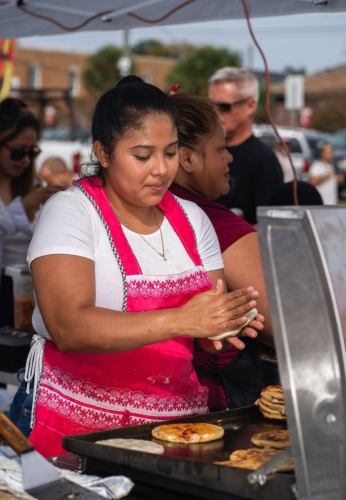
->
[63,206,346,500]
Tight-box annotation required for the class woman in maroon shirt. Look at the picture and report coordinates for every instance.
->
[169,93,274,411]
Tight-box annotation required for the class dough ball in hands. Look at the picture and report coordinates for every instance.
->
[208,308,258,341]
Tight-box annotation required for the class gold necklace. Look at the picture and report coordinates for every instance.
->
[110,204,167,261]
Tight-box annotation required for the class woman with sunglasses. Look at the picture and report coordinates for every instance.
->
[0,98,61,326]
[10,77,264,458]
[169,93,274,412]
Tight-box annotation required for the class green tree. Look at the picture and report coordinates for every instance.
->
[312,100,346,132]
[132,39,167,56]
[83,45,124,94]
[132,39,194,58]
[166,46,241,96]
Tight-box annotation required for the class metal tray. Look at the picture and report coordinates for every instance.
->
[63,406,295,500]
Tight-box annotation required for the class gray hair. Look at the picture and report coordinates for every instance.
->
[208,67,259,103]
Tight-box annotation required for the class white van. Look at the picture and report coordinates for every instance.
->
[253,125,330,180]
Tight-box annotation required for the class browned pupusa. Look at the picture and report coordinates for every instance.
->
[215,448,293,471]
[152,423,224,443]
[251,429,290,449]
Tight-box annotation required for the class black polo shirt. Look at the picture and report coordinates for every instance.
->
[216,135,283,224]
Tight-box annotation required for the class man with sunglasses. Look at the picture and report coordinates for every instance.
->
[208,67,283,227]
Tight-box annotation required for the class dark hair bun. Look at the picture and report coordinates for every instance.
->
[117,75,144,87]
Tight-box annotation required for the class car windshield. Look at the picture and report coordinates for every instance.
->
[306,138,323,159]
[288,138,302,154]
[258,135,276,150]
[42,127,91,143]
[329,132,346,151]
[258,135,302,154]
[42,128,70,141]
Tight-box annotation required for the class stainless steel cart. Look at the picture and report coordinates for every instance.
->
[258,205,346,500]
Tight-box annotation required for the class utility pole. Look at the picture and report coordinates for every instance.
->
[123,29,130,59]
[117,29,131,77]
[284,74,304,128]
[247,44,254,71]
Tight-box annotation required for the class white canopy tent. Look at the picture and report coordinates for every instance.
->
[0,0,346,39]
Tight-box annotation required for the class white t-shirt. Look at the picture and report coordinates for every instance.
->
[275,151,294,183]
[308,160,338,205]
[27,187,223,339]
[0,197,36,268]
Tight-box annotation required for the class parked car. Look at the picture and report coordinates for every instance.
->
[253,125,330,180]
[36,127,92,176]
[329,129,346,173]
[329,129,346,200]
[41,127,91,143]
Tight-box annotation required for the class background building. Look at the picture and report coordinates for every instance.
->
[271,65,346,132]
[11,45,176,128]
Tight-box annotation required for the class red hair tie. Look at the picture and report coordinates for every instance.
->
[167,83,181,95]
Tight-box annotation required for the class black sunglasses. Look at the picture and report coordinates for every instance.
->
[2,143,41,161]
[215,97,250,113]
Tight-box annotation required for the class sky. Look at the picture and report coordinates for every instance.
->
[17,12,346,76]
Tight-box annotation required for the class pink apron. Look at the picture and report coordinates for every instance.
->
[29,177,212,457]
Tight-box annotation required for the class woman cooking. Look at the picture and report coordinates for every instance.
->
[169,93,273,411]
[10,76,264,458]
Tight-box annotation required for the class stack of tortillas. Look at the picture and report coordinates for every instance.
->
[255,385,286,420]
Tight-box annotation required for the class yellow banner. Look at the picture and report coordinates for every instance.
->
[0,39,15,100]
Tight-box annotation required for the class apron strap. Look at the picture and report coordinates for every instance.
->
[74,177,141,276]
[24,334,46,429]
[158,191,202,267]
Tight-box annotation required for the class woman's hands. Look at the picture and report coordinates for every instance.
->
[31,254,263,355]
[180,279,264,352]
[22,185,63,214]
[208,310,264,352]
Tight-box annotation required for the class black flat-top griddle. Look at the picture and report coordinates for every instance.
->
[63,406,295,500]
